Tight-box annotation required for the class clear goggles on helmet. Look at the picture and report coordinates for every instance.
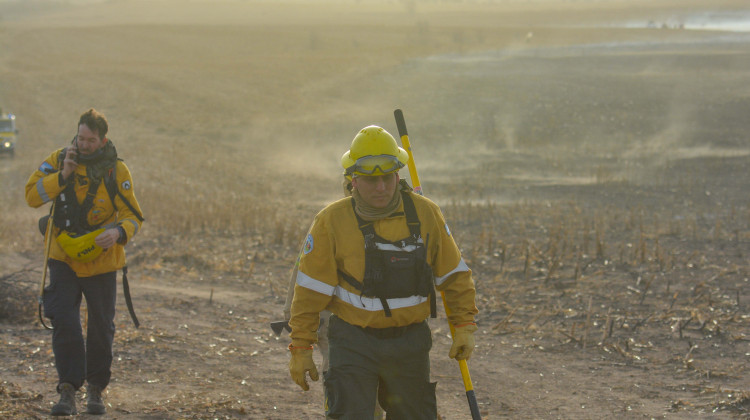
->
[346,154,405,176]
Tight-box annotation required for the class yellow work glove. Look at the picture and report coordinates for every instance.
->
[448,323,478,360]
[289,343,318,391]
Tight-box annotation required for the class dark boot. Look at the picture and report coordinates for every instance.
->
[86,384,106,415]
[51,383,77,416]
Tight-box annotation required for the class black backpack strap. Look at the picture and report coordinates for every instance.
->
[81,177,102,214]
[380,297,392,317]
[338,269,362,292]
[402,194,437,318]
[350,197,376,240]
[122,266,140,328]
[104,162,144,223]
[401,191,421,239]
[424,233,437,318]
[106,163,142,328]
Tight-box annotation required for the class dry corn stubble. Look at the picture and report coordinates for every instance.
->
[1,0,750,418]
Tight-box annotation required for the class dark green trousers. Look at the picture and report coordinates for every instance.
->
[325,315,437,420]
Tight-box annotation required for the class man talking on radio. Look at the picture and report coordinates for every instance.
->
[25,108,143,416]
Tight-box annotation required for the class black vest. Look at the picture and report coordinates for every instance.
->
[339,191,437,318]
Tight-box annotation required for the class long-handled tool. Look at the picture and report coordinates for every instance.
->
[39,209,55,330]
[394,108,482,420]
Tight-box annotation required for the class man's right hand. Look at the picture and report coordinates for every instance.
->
[288,344,318,391]
[60,147,78,181]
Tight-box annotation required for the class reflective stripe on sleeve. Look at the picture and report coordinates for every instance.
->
[36,178,51,203]
[435,258,470,286]
[333,286,428,312]
[296,270,336,296]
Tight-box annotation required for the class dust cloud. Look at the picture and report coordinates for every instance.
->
[1,1,749,417]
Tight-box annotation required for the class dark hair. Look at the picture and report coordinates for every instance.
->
[78,108,108,139]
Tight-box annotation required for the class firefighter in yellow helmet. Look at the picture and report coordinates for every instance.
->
[288,125,478,419]
[25,108,143,416]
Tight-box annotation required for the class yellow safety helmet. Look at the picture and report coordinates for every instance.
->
[56,228,105,263]
[341,125,409,176]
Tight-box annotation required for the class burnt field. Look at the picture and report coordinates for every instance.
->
[1,0,749,418]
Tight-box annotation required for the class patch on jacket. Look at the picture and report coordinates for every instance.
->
[303,233,314,254]
[122,180,131,190]
[39,161,54,174]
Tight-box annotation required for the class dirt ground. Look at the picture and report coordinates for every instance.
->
[1,0,749,418]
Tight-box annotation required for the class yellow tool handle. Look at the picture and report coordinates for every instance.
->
[40,208,54,297]
[394,108,481,420]
[38,204,55,330]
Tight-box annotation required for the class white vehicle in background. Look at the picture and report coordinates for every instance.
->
[0,110,18,156]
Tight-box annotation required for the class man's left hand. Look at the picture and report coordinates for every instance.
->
[449,323,478,360]
[289,345,318,391]
[95,228,121,249]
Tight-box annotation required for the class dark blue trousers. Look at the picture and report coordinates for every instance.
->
[44,259,117,391]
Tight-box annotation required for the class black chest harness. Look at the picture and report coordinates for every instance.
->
[51,147,144,235]
[339,192,437,318]
[54,171,111,235]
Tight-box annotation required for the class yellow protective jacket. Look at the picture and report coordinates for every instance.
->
[25,148,143,277]
[289,191,477,346]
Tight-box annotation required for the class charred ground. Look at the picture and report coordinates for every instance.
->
[1,1,749,418]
